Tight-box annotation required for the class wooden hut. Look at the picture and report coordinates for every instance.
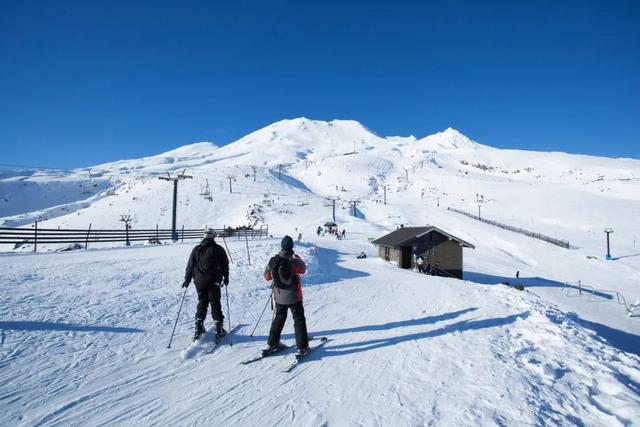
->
[371,225,475,279]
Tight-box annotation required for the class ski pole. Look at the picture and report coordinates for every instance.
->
[250,292,272,337]
[225,284,232,346]
[167,287,188,349]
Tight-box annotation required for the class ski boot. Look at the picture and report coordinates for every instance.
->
[295,347,310,360]
[262,342,286,357]
[215,321,227,339]
[193,318,206,341]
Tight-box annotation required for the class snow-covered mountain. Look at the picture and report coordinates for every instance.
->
[2,118,640,425]
[92,141,220,174]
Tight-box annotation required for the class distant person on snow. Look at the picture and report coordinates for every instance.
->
[182,228,230,341]
[416,256,425,273]
[341,229,346,239]
[264,235,310,357]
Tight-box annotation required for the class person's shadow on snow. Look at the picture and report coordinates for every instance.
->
[317,310,530,358]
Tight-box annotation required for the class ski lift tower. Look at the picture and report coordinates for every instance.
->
[324,197,337,222]
[159,169,193,241]
[604,228,614,260]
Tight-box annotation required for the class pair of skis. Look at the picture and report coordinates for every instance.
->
[201,324,242,354]
[241,337,328,372]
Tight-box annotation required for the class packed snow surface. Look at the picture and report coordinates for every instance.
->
[2,238,639,426]
[1,118,640,425]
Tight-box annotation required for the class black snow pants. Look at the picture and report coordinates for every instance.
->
[267,301,309,350]
[195,283,224,322]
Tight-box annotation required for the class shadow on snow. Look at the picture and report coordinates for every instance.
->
[243,308,479,347]
[268,169,313,193]
[303,246,370,286]
[321,311,530,358]
[564,313,640,357]
[612,253,640,260]
[468,271,640,357]
[464,271,613,300]
[0,321,144,334]
[245,309,527,360]
[314,307,479,337]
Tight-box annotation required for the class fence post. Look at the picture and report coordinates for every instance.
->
[156,224,159,243]
[222,235,233,264]
[34,221,38,253]
[85,223,92,250]
[181,225,184,242]
[245,232,251,265]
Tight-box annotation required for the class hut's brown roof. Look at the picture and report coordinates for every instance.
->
[371,226,475,249]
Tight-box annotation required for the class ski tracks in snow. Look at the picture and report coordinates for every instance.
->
[490,290,640,426]
[1,239,640,425]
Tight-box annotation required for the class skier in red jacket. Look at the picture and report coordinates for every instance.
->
[264,235,309,356]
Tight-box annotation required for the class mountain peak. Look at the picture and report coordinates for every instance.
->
[441,127,464,137]
[420,127,478,150]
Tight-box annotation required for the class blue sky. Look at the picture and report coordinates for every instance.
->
[1,0,639,168]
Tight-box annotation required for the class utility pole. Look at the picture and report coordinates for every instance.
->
[33,220,38,252]
[604,228,614,260]
[278,164,282,180]
[120,215,133,246]
[478,204,482,220]
[252,166,257,182]
[226,175,235,194]
[383,185,387,205]
[158,169,193,241]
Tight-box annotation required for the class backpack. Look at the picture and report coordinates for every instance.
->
[270,255,294,289]
[195,241,221,278]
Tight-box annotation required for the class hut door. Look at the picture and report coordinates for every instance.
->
[400,247,412,269]
[384,247,390,261]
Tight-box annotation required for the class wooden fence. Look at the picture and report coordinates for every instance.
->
[0,224,269,252]
[447,207,570,249]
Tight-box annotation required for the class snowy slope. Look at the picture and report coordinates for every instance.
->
[0,142,219,225]
[1,118,640,425]
[2,238,639,426]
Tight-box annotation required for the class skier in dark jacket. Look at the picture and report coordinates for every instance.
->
[264,235,309,356]
[183,228,230,340]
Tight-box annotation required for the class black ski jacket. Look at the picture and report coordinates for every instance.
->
[184,238,229,286]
